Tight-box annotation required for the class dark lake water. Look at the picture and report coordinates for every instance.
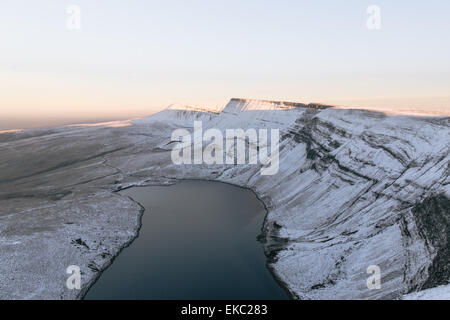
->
[84,180,288,300]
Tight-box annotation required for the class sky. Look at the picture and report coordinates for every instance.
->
[0,0,449,129]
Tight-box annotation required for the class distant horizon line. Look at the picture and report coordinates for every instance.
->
[1,97,449,133]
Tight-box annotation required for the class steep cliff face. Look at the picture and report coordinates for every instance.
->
[0,98,448,299]
[153,98,449,299]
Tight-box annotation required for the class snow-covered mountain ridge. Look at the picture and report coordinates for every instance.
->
[0,98,448,299]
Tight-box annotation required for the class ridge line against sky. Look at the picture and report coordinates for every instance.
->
[0,0,449,129]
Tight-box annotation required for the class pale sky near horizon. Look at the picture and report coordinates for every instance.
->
[0,0,449,128]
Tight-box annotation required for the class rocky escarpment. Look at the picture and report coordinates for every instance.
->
[0,98,448,299]
[410,194,450,290]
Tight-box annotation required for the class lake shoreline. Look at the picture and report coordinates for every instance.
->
[81,178,294,300]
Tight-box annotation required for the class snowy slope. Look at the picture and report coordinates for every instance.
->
[0,98,448,299]
[402,283,450,300]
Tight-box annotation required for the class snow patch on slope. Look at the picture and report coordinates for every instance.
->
[403,284,450,300]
